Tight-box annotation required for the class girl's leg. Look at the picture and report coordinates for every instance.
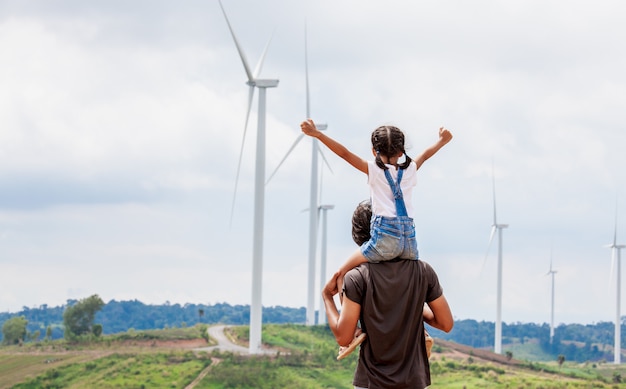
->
[337,248,368,300]
[337,328,366,360]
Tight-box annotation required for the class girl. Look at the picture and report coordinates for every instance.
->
[300,119,452,358]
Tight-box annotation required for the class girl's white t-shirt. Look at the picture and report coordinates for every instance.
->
[367,160,417,219]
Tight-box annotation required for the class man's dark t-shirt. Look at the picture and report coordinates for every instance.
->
[343,259,443,389]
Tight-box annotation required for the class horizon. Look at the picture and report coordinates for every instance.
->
[3,296,622,328]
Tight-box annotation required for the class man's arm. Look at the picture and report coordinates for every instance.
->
[424,295,454,333]
[322,272,361,346]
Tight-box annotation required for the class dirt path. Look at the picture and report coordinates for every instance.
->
[198,325,249,353]
[195,325,278,355]
[184,357,221,389]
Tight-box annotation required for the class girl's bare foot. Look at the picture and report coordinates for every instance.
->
[337,330,366,360]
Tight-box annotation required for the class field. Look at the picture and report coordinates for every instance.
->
[1,324,626,388]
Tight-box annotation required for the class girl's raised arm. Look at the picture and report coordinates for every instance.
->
[301,119,368,174]
[413,127,453,170]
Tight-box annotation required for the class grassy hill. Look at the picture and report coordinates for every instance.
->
[1,324,625,388]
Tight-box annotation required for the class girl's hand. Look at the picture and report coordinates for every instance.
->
[439,127,453,144]
[301,119,321,137]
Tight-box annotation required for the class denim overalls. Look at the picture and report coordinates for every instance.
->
[361,167,419,262]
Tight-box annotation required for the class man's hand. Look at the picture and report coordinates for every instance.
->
[322,271,341,298]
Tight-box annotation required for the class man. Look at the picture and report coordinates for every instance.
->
[322,200,454,389]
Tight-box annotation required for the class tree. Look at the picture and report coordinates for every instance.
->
[30,330,41,342]
[45,326,52,341]
[557,354,565,368]
[505,351,513,361]
[63,294,105,340]
[198,309,205,323]
[92,323,103,337]
[2,316,28,345]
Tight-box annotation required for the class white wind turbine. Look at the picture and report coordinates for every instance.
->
[606,204,625,364]
[317,204,334,325]
[546,248,557,344]
[265,25,331,326]
[219,0,279,354]
[483,164,508,354]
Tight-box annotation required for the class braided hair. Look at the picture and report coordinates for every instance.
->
[371,125,412,170]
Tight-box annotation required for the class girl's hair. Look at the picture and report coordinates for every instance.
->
[371,125,412,170]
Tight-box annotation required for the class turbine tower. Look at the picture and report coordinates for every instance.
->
[219,0,279,354]
[265,24,330,326]
[483,164,508,354]
[546,250,557,344]
[317,204,334,325]
[606,205,625,364]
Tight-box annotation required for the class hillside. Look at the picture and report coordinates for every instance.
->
[2,324,625,388]
[2,300,625,364]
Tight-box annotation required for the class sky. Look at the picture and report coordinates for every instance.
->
[1,0,625,326]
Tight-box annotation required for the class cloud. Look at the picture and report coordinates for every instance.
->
[0,1,625,327]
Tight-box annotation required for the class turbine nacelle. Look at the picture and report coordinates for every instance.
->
[247,79,279,88]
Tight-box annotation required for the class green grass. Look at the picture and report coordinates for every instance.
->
[111,325,210,342]
[428,357,619,388]
[198,324,358,388]
[502,340,555,362]
[3,324,626,389]
[11,351,211,389]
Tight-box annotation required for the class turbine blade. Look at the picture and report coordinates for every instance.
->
[229,85,256,226]
[266,133,305,185]
[607,199,619,293]
[491,160,498,225]
[218,0,254,81]
[305,23,311,118]
[609,247,616,294]
[318,148,334,174]
[253,29,275,79]
[481,226,497,275]
[613,203,619,246]
[318,160,324,203]
[242,84,255,134]
[547,244,553,275]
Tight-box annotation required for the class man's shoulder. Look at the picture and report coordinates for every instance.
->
[348,263,370,276]
[354,259,436,274]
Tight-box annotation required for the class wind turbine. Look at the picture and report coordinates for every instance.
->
[317,204,334,325]
[606,204,625,364]
[546,248,557,344]
[265,24,330,326]
[483,164,508,354]
[219,0,279,354]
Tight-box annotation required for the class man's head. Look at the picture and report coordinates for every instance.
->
[352,200,372,246]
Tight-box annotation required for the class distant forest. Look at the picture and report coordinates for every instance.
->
[0,300,305,341]
[430,318,626,363]
[1,299,625,363]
